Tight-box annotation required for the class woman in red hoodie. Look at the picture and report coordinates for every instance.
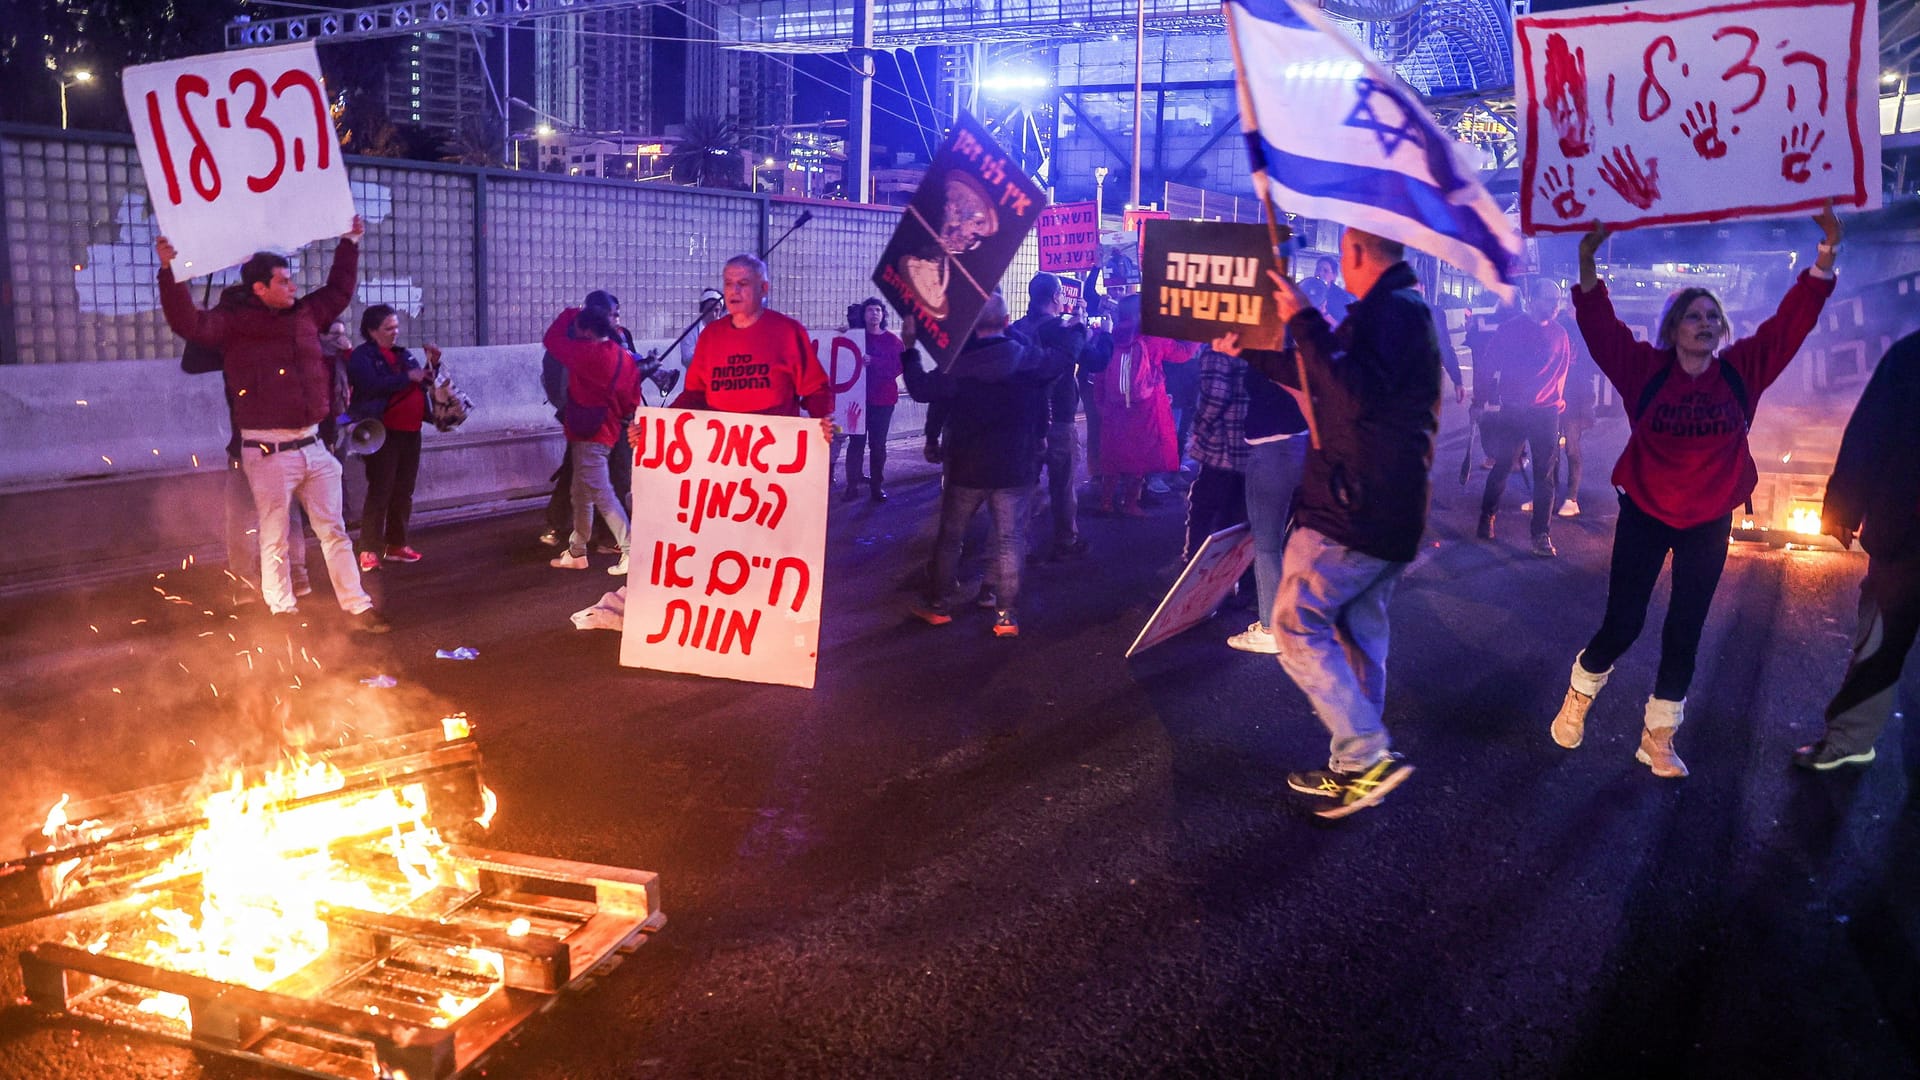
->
[1548,203,1842,778]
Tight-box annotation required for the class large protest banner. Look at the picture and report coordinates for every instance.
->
[621,409,828,689]
[1036,201,1100,273]
[1140,220,1286,350]
[1516,0,1880,233]
[817,330,869,436]
[1127,523,1255,658]
[872,113,1048,370]
[123,43,355,278]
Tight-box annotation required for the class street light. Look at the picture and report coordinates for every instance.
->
[59,70,93,131]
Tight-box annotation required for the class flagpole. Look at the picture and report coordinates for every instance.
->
[1224,1,1320,451]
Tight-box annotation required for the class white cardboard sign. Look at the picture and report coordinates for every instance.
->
[122,42,355,278]
[1516,0,1880,233]
[620,408,829,689]
[818,329,870,436]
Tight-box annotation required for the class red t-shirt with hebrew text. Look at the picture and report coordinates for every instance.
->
[681,309,832,417]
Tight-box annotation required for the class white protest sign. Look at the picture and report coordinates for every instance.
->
[122,42,355,279]
[1516,0,1880,233]
[1126,523,1255,658]
[620,408,828,689]
[818,329,869,436]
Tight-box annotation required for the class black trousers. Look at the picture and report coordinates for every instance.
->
[359,429,421,553]
[1481,404,1560,538]
[1580,493,1732,701]
[1821,552,1920,752]
[1183,464,1248,564]
[846,404,896,489]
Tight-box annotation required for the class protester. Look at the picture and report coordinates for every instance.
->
[1183,346,1251,565]
[1086,296,1182,516]
[1477,277,1573,557]
[903,292,1068,637]
[540,290,633,551]
[1227,328,1311,656]
[319,320,354,453]
[1011,272,1102,560]
[1297,255,1354,324]
[1216,227,1441,817]
[544,305,639,575]
[1549,205,1842,777]
[1527,304,1601,519]
[156,219,389,632]
[346,304,438,571]
[673,254,832,421]
[845,298,904,502]
[1792,330,1920,770]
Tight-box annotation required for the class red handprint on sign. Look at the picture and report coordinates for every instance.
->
[1780,124,1826,183]
[1679,101,1728,161]
[1541,165,1586,220]
[1596,145,1661,210]
[1543,33,1593,158]
[846,401,863,431]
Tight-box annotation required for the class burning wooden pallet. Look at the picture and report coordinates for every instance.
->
[5,725,664,1080]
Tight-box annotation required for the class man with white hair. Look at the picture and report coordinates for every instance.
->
[673,254,831,421]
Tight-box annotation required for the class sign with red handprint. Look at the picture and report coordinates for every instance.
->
[122,43,354,279]
[815,330,868,437]
[1516,0,1880,234]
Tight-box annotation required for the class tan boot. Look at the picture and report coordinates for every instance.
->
[1634,697,1689,778]
[1550,653,1611,749]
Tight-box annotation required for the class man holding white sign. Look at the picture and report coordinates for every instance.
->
[157,219,388,633]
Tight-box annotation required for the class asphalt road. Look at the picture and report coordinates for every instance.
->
[0,412,1915,1079]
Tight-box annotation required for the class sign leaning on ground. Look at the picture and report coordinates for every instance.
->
[872,112,1049,371]
[1515,0,1881,233]
[1127,523,1256,658]
[1036,201,1100,273]
[621,409,829,689]
[1139,219,1287,350]
[122,42,356,279]
[817,329,870,437]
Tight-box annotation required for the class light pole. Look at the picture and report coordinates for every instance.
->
[1094,165,1109,224]
[59,70,93,130]
[508,96,572,170]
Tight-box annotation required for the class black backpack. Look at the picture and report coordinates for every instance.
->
[1631,357,1751,432]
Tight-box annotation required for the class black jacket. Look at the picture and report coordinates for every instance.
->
[1824,330,1920,560]
[1243,261,1443,563]
[903,333,1068,490]
[1011,310,1106,426]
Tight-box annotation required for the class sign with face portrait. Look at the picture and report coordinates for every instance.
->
[872,113,1049,370]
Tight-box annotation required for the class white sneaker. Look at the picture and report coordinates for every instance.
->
[538,530,560,547]
[1521,500,1534,512]
[1557,499,1581,517]
[550,551,589,570]
[608,556,629,576]
[1227,622,1280,654]
[1146,476,1172,495]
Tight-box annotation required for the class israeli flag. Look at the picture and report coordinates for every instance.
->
[1226,0,1520,299]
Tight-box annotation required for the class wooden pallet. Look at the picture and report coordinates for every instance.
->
[20,845,664,1080]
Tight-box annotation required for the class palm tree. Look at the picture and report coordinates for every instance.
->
[667,115,747,190]
[443,115,504,168]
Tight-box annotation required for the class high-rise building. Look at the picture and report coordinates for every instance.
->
[535,8,653,133]
[385,29,495,139]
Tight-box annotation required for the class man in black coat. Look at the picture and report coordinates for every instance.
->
[1796,330,1920,770]
[903,292,1070,638]
[1011,272,1104,561]
[1217,227,1443,818]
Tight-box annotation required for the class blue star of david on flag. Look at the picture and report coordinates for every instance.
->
[1225,0,1518,299]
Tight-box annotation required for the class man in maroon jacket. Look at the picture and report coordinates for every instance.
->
[157,218,389,633]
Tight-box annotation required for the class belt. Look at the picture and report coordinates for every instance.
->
[243,435,319,454]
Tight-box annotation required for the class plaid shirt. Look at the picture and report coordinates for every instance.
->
[1188,348,1250,472]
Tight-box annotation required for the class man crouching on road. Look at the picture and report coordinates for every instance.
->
[1215,228,1444,818]
[157,219,390,634]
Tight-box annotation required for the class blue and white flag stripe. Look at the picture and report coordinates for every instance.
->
[1226,0,1520,299]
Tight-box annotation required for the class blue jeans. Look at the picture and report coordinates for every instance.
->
[929,484,1031,610]
[569,441,631,559]
[1243,436,1307,631]
[1274,526,1405,772]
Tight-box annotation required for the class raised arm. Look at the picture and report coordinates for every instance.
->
[155,235,230,348]
[1727,202,1843,393]
[303,217,363,329]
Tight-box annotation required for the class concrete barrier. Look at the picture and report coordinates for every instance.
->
[0,341,928,593]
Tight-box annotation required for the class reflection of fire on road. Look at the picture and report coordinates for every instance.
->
[900,172,999,319]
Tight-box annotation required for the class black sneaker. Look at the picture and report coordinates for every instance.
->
[1531,534,1557,558]
[351,609,393,635]
[974,586,999,610]
[1056,536,1090,559]
[1792,739,1876,771]
[992,609,1020,638]
[1477,514,1496,541]
[1285,753,1414,819]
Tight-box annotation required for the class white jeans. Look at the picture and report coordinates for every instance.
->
[239,437,372,615]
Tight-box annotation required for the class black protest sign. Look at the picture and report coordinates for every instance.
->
[1140,220,1284,350]
[872,113,1048,370]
